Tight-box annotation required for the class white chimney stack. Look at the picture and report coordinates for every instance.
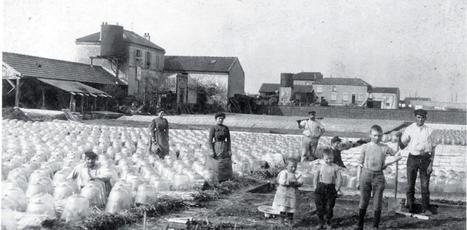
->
[144,33,150,41]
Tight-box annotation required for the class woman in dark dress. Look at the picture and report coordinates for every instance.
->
[208,112,232,182]
[149,110,170,159]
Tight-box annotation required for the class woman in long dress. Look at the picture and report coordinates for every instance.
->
[208,112,232,182]
[148,110,170,159]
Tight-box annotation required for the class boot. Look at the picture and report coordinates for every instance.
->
[373,210,381,229]
[318,215,325,229]
[287,213,294,226]
[354,208,366,230]
[406,197,415,213]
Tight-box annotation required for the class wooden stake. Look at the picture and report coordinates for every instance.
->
[14,77,20,107]
[143,211,147,230]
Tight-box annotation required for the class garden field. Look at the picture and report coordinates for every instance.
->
[1,114,466,229]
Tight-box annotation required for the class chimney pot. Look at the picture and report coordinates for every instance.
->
[144,33,151,41]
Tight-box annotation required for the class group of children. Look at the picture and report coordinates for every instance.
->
[272,124,402,229]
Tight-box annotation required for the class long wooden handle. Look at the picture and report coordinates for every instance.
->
[395,161,398,200]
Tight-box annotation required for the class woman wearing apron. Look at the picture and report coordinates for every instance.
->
[148,110,170,159]
[208,112,232,183]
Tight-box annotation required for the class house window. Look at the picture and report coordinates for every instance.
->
[135,49,142,65]
[343,93,349,101]
[145,52,151,68]
[332,86,337,92]
[316,86,323,93]
[331,92,337,101]
[155,55,160,69]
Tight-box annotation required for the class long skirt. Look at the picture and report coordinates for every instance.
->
[217,157,233,182]
[214,142,232,182]
[150,132,170,158]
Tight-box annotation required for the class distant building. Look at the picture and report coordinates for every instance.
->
[163,55,245,105]
[274,72,323,105]
[259,83,280,97]
[369,87,400,109]
[408,100,466,111]
[75,23,245,110]
[2,52,124,111]
[75,23,165,99]
[313,78,371,106]
[292,72,323,86]
[400,97,465,111]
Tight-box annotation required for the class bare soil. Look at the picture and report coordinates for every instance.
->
[122,182,466,230]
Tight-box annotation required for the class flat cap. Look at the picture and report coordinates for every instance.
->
[84,151,98,159]
[414,109,427,117]
[214,112,226,119]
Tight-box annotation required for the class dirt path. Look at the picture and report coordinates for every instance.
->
[121,184,466,230]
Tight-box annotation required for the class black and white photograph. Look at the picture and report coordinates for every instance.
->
[1,0,466,229]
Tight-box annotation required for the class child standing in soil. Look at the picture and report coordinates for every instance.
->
[355,125,402,230]
[313,148,342,229]
[272,159,303,226]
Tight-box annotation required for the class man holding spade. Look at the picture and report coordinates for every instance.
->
[298,111,325,162]
[399,109,436,215]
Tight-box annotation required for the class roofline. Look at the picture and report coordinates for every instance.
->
[75,41,100,45]
[227,57,238,72]
[75,40,166,52]
[163,70,230,74]
[1,62,22,78]
[3,52,126,85]
[127,42,166,52]
[313,83,369,86]
[3,51,110,68]
[165,55,237,59]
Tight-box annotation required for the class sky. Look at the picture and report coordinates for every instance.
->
[2,0,466,102]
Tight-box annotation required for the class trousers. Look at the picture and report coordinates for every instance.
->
[301,136,320,161]
[406,154,431,210]
[359,169,385,211]
[315,182,337,221]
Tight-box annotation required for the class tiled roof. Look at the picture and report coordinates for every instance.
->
[2,52,126,85]
[371,87,399,94]
[259,83,280,93]
[314,78,371,87]
[76,30,165,52]
[293,72,323,81]
[164,56,239,73]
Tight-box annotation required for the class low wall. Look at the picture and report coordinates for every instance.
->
[256,105,466,125]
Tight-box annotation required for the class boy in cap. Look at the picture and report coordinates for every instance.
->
[329,136,359,196]
[399,109,436,215]
[299,111,325,162]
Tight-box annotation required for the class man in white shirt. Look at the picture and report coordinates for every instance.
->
[399,109,436,215]
[299,111,325,162]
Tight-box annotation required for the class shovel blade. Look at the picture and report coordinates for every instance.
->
[387,198,403,212]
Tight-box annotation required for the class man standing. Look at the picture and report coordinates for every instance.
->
[399,109,436,215]
[299,111,325,162]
